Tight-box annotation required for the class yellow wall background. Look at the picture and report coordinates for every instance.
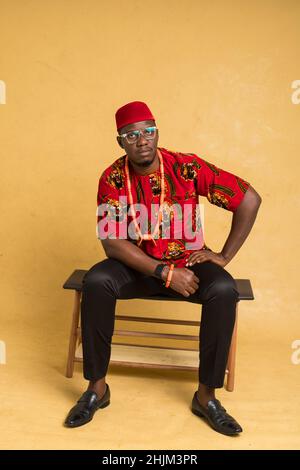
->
[0,0,299,449]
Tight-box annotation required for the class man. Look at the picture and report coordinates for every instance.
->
[64,101,262,436]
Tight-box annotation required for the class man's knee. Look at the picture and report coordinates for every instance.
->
[82,263,114,292]
[206,271,239,302]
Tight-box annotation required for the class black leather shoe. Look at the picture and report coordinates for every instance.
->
[191,392,243,436]
[64,384,110,428]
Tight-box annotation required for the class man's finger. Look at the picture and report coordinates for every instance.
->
[186,256,197,265]
[191,281,199,291]
[196,255,208,264]
[187,255,205,266]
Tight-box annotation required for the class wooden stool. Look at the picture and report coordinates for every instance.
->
[63,269,254,391]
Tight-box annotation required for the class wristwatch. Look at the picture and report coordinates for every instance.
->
[153,263,168,280]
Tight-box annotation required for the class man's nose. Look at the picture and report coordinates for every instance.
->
[136,132,148,145]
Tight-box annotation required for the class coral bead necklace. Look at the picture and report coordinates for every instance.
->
[124,148,165,247]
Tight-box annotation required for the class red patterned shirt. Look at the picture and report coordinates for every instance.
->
[96,147,250,268]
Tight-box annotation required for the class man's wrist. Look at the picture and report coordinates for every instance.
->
[220,251,231,262]
[153,263,169,281]
[161,265,170,282]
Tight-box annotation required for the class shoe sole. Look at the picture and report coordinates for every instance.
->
[191,406,241,437]
[98,399,110,410]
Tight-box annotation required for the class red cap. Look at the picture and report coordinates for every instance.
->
[115,101,155,131]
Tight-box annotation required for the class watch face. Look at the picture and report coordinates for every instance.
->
[155,264,165,279]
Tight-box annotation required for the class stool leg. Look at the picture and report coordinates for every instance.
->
[66,290,81,378]
[225,303,239,392]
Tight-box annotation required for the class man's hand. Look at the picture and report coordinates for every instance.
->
[185,250,229,268]
[162,267,200,297]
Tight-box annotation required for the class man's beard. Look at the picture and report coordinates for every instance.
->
[135,150,156,167]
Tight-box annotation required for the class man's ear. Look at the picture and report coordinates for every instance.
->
[116,136,124,148]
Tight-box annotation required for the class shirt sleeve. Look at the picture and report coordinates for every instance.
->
[96,168,127,239]
[192,154,251,212]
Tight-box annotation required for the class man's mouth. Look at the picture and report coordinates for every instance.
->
[138,148,151,154]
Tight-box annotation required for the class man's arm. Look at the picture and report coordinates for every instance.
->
[186,185,262,267]
[221,185,262,263]
[101,238,168,278]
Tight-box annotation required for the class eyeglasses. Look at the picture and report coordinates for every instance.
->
[119,126,158,144]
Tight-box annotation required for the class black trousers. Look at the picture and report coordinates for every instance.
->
[81,258,239,388]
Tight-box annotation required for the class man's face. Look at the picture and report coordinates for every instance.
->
[116,119,159,168]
